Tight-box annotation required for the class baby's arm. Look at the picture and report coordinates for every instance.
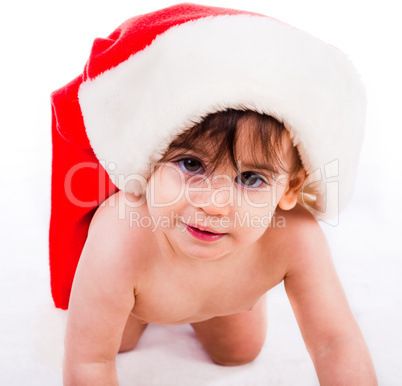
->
[283,213,377,385]
[63,197,138,385]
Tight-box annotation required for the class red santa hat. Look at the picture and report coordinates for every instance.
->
[50,3,366,309]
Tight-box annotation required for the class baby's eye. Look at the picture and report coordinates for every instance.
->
[177,158,204,174]
[235,172,267,188]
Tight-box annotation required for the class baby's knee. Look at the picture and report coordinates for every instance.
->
[118,316,148,353]
[118,338,139,353]
[210,343,264,366]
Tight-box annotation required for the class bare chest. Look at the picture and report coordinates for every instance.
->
[131,255,283,325]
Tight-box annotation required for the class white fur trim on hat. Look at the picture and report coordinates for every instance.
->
[78,14,366,221]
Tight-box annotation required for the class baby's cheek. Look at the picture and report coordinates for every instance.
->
[234,190,281,232]
[147,165,185,208]
[238,188,278,214]
[237,207,275,231]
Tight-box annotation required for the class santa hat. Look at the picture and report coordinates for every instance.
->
[50,3,366,309]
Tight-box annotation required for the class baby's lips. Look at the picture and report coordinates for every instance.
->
[186,225,226,242]
[187,223,226,235]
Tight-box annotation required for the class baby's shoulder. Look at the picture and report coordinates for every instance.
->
[74,191,151,297]
[278,204,321,233]
[91,190,146,223]
[266,204,329,262]
[81,191,156,286]
[88,190,152,251]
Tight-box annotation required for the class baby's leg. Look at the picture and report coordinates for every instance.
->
[119,313,148,353]
[191,295,267,366]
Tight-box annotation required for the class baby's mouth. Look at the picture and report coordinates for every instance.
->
[185,224,226,242]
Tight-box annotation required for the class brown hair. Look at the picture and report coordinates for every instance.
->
[162,109,302,176]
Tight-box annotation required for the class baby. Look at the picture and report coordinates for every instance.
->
[50,4,377,385]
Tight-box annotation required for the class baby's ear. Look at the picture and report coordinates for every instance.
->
[278,169,306,211]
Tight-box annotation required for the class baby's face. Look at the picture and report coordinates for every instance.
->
[145,122,296,261]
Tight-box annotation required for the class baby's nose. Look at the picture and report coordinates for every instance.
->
[187,175,233,215]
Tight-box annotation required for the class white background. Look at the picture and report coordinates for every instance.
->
[0,0,401,385]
